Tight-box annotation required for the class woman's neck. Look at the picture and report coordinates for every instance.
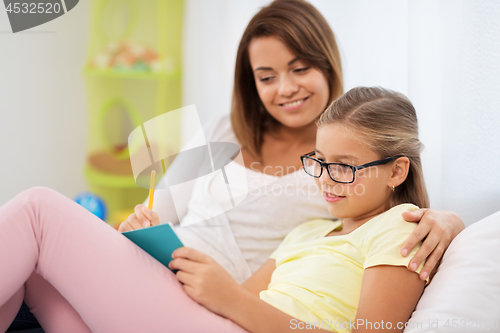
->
[241,121,317,175]
[267,122,317,147]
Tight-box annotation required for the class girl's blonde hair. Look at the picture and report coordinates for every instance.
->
[231,0,343,158]
[317,87,429,208]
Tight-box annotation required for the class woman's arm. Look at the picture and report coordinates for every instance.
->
[353,265,425,332]
[401,209,465,280]
[135,116,232,227]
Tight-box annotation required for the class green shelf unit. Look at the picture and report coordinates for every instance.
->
[83,0,184,227]
[83,67,182,80]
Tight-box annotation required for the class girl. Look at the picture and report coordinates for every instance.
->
[0,87,432,332]
[169,87,432,333]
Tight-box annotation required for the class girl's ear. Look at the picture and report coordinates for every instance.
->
[388,157,410,188]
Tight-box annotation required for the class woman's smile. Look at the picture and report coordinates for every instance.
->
[278,96,310,111]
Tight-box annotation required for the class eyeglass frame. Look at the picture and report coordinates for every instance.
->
[300,151,405,184]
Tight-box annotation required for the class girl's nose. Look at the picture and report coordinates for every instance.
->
[278,74,299,97]
[319,167,333,185]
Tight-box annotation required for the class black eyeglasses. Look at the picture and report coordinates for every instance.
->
[300,151,404,184]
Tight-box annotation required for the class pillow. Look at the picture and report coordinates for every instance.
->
[404,211,500,333]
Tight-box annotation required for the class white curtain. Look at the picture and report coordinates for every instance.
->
[182,0,500,225]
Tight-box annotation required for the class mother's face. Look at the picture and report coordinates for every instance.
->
[248,36,330,129]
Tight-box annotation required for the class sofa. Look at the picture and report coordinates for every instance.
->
[403,210,500,332]
[8,211,500,332]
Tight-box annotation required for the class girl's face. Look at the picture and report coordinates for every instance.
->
[314,123,395,222]
[248,36,330,129]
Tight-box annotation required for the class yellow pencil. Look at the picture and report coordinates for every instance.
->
[148,170,156,211]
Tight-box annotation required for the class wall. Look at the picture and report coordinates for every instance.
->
[0,2,90,204]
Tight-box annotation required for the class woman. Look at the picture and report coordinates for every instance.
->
[8,0,464,330]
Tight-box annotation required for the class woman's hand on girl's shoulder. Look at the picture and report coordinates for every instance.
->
[169,247,244,316]
[400,208,465,281]
[118,204,160,232]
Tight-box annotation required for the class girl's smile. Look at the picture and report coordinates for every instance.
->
[324,192,345,203]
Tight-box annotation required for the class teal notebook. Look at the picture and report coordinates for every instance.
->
[122,223,183,270]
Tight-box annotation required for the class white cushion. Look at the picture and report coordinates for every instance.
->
[404,211,500,333]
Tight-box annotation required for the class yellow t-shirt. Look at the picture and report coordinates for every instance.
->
[259,204,429,333]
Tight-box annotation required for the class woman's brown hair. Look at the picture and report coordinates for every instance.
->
[317,87,430,209]
[231,0,343,158]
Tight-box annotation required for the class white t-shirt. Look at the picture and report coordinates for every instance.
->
[145,115,332,283]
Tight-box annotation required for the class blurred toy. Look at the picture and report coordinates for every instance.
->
[74,192,107,221]
[91,41,165,72]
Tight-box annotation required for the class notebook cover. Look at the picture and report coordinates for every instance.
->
[122,223,183,270]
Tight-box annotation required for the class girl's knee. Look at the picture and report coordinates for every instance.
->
[19,187,66,209]
[22,186,59,198]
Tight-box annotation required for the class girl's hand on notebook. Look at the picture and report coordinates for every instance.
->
[118,204,160,232]
[400,208,465,281]
[169,247,244,316]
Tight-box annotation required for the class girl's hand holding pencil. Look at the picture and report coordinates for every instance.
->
[118,170,160,232]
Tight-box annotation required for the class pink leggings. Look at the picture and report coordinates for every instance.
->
[0,187,248,333]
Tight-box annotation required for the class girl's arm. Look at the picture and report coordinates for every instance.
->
[169,247,333,333]
[240,259,276,296]
[353,265,425,333]
[222,288,333,332]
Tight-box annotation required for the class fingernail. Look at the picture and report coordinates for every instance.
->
[421,271,428,280]
[402,249,408,256]
[410,262,418,271]
[143,220,150,227]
